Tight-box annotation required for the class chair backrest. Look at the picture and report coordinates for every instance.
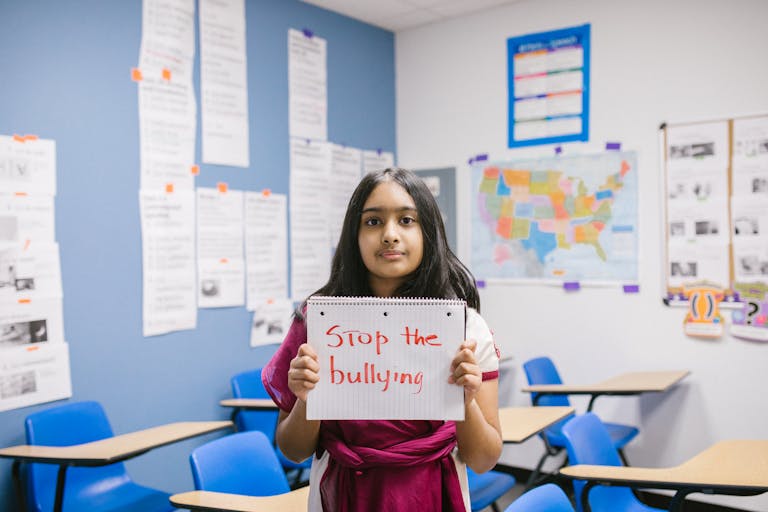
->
[189,431,290,496]
[522,356,570,407]
[561,413,623,467]
[561,413,638,512]
[24,401,130,512]
[230,368,279,441]
[504,483,575,512]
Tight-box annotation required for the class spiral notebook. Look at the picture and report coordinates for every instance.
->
[306,296,467,421]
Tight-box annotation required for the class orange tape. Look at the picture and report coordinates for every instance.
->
[12,134,24,143]
[267,298,274,304]
[217,182,228,193]
[165,183,174,193]
[23,239,30,251]
[26,346,40,352]
[190,164,200,175]
[219,258,229,264]
[18,298,31,304]
[162,68,172,81]
[14,192,28,197]
[24,134,38,141]
[262,189,271,197]
[131,67,143,82]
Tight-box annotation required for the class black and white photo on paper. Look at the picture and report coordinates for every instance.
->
[669,221,686,237]
[670,261,698,278]
[0,319,48,346]
[695,220,719,236]
[738,255,768,276]
[669,142,715,159]
[734,216,760,236]
[0,370,37,399]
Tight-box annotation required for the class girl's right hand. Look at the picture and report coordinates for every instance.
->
[288,343,320,403]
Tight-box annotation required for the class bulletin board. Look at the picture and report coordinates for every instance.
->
[660,115,768,318]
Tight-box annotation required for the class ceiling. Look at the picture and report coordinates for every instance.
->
[301,0,522,32]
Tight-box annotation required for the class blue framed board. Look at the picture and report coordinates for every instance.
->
[507,24,590,148]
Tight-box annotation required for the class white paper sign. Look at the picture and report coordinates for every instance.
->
[306,296,465,421]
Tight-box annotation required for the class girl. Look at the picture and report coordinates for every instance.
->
[262,168,502,511]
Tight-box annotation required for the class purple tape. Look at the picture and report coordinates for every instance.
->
[302,28,314,38]
[606,142,621,151]
[476,280,486,289]
[623,284,639,293]
[563,281,580,291]
[555,146,563,155]
[476,154,488,162]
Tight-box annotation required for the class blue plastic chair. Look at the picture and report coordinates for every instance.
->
[523,357,638,484]
[561,413,663,512]
[505,483,575,512]
[467,467,516,512]
[230,368,311,485]
[24,401,174,512]
[189,430,290,496]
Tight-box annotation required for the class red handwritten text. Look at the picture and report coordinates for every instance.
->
[329,355,424,394]
[325,325,389,355]
[401,326,441,346]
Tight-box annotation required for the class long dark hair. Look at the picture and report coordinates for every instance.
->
[299,168,479,316]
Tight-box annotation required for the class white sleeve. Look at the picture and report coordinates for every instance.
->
[466,308,500,378]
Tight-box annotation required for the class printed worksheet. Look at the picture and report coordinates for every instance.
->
[245,191,288,308]
[289,138,331,299]
[0,342,72,413]
[329,144,362,247]
[197,187,245,307]
[200,0,250,167]
[0,136,56,196]
[140,189,197,336]
[0,194,55,244]
[249,299,293,346]
[288,28,327,140]
[138,0,197,189]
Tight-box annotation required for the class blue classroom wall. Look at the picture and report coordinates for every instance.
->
[0,0,394,508]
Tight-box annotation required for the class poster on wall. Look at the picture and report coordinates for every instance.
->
[471,151,638,284]
[507,24,590,148]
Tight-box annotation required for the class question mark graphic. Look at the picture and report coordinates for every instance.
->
[745,299,760,325]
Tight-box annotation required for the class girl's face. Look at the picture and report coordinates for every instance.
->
[358,181,424,297]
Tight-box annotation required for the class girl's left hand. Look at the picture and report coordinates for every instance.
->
[449,339,482,403]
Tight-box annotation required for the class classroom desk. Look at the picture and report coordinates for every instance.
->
[522,370,690,411]
[219,398,278,426]
[559,440,768,511]
[170,486,310,512]
[498,406,575,444]
[0,420,232,512]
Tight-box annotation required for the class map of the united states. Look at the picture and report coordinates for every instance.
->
[471,152,638,281]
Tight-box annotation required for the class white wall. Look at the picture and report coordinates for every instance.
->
[396,0,768,509]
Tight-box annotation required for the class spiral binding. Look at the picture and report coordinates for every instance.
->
[307,296,466,307]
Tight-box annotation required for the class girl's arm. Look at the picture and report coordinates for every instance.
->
[451,339,503,473]
[275,343,322,462]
